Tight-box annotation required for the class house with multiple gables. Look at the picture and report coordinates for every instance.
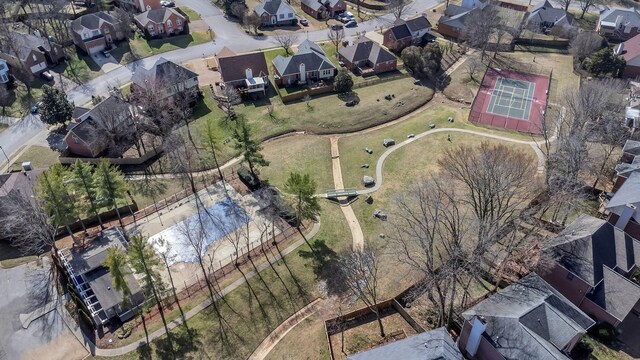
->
[459,274,594,360]
[216,47,269,96]
[116,0,162,12]
[338,37,397,76]
[272,40,336,86]
[254,0,297,26]
[541,214,640,329]
[64,95,134,158]
[300,0,345,20]
[597,7,640,40]
[134,7,188,38]
[524,0,574,33]
[70,11,125,54]
[437,0,487,40]
[383,14,433,52]
[0,31,65,75]
[131,57,199,102]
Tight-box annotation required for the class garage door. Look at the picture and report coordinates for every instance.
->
[30,62,46,74]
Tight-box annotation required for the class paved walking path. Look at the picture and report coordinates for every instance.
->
[330,137,365,252]
[247,298,323,360]
[60,221,320,357]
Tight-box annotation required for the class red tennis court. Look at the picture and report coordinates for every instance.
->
[469,68,551,134]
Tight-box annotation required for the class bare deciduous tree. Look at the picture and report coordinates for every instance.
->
[327,28,345,55]
[464,58,481,83]
[274,33,297,55]
[388,0,409,20]
[578,0,599,19]
[569,31,604,61]
[0,190,58,255]
[463,5,502,59]
[339,249,385,337]
[243,12,262,35]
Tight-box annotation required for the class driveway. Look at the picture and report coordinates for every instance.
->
[0,259,87,360]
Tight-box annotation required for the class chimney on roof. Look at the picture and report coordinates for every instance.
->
[465,316,487,357]
[616,43,625,56]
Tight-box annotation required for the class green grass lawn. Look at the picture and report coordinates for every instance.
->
[582,336,635,360]
[259,135,334,191]
[128,178,189,210]
[4,81,44,118]
[9,145,60,172]
[91,201,351,360]
[110,30,212,64]
[264,48,289,76]
[443,54,486,103]
[54,50,104,83]
[188,78,435,168]
[179,6,202,20]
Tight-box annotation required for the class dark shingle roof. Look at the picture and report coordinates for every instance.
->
[0,32,51,61]
[404,15,432,32]
[347,327,463,360]
[387,23,411,40]
[338,37,396,65]
[301,0,323,11]
[544,214,640,321]
[463,274,595,360]
[65,95,130,152]
[272,40,335,76]
[254,0,294,15]
[71,11,118,34]
[217,49,269,83]
[131,57,198,87]
[134,7,184,26]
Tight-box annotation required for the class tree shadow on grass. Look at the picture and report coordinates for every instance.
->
[154,325,206,360]
[298,239,348,296]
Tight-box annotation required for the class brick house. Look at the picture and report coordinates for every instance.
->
[459,274,594,360]
[338,37,397,76]
[64,95,134,158]
[597,7,640,41]
[216,47,269,96]
[131,57,199,102]
[134,7,187,38]
[541,214,640,329]
[70,12,125,54]
[272,40,336,86]
[383,14,433,52]
[300,0,345,20]
[437,5,481,40]
[116,0,162,12]
[615,34,640,78]
[0,31,65,75]
[254,0,297,26]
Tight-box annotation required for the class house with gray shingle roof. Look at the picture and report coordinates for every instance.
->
[254,0,297,26]
[0,31,65,75]
[272,40,336,86]
[383,14,434,52]
[70,11,125,54]
[525,0,573,32]
[459,273,595,360]
[134,7,187,38]
[597,7,640,40]
[300,0,345,20]
[541,214,640,328]
[132,57,199,102]
[338,37,397,76]
[348,327,463,360]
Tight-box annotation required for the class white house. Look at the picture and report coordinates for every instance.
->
[254,0,297,26]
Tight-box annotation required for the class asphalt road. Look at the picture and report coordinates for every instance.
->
[0,259,86,360]
[0,113,45,169]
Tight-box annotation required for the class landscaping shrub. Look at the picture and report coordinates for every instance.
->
[334,69,354,93]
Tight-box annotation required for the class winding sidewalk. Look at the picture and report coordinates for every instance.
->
[60,221,321,357]
[357,127,548,196]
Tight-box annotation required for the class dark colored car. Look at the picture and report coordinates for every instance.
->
[161,1,175,7]
[30,101,42,114]
[40,71,53,81]
[346,99,359,106]
[345,20,357,28]
[300,18,309,26]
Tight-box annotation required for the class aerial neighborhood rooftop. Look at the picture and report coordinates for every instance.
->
[0,0,639,358]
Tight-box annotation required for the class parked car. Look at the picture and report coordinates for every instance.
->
[344,11,355,18]
[161,1,175,7]
[299,18,309,26]
[331,23,344,31]
[30,101,42,114]
[345,20,357,28]
[40,71,53,81]
[346,99,359,106]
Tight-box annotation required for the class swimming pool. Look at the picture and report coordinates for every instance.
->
[148,198,251,265]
